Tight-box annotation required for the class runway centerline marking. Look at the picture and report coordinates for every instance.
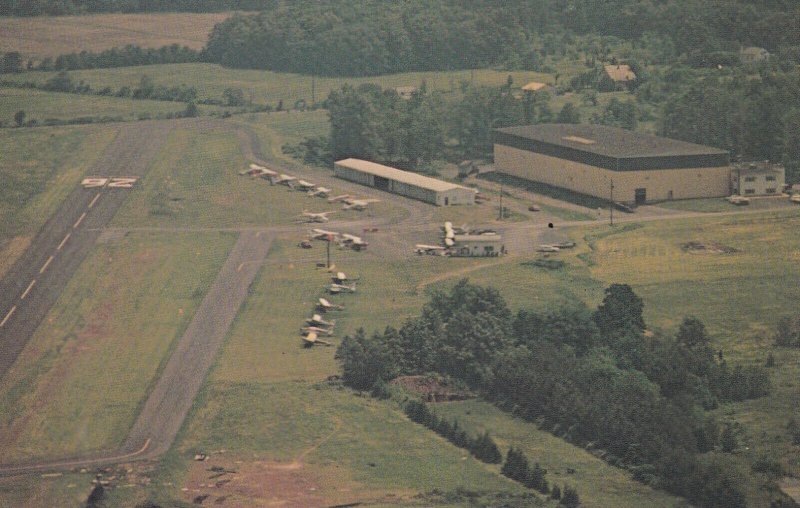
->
[57,232,71,251]
[20,280,36,300]
[0,306,16,327]
[73,212,87,229]
[88,193,101,209]
[39,256,54,274]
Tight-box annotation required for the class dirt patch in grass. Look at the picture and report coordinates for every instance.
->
[680,241,739,254]
[390,375,474,402]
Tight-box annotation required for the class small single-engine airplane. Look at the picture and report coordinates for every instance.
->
[328,282,357,294]
[415,244,448,255]
[271,174,297,186]
[301,325,335,336]
[310,228,341,241]
[317,298,344,312]
[302,332,332,347]
[342,198,380,211]
[306,314,336,328]
[340,234,368,250]
[308,187,332,198]
[291,179,316,191]
[300,211,335,223]
[327,194,352,203]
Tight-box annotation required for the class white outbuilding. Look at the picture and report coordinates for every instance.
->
[334,158,476,206]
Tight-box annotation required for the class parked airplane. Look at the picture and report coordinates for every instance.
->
[309,187,332,198]
[332,272,359,284]
[327,194,352,203]
[340,234,368,250]
[415,244,448,255]
[292,180,316,191]
[328,282,357,294]
[317,298,343,312]
[271,174,297,186]
[302,332,332,347]
[301,325,335,336]
[300,211,335,223]
[536,244,560,252]
[310,228,341,240]
[342,199,380,211]
[306,314,336,327]
[790,193,800,204]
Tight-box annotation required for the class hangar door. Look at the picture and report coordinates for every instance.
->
[374,176,390,191]
[635,188,647,205]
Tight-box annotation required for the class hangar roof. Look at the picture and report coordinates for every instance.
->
[494,124,730,171]
[335,158,476,193]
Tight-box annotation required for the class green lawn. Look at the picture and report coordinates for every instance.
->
[436,400,685,508]
[0,124,118,277]
[7,64,558,107]
[0,87,225,125]
[0,231,235,462]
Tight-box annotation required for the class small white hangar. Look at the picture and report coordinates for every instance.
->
[334,158,477,206]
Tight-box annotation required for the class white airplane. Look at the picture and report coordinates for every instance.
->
[317,298,343,311]
[332,271,359,284]
[789,194,800,204]
[444,237,455,247]
[307,314,336,327]
[308,187,332,198]
[415,244,448,255]
[536,244,560,252]
[327,194,352,203]
[302,332,332,347]
[240,164,277,178]
[292,180,316,191]
[300,211,335,223]
[271,174,297,186]
[328,282,357,294]
[301,325,335,336]
[340,234,368,250]
[342,199,380,211]
[310,228,341,240]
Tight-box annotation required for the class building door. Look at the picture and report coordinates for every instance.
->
[444,197,449,206]
[635,188,647,205]
[667,190,673,201]
[374,176,390,191]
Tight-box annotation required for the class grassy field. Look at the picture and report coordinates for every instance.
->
[7,64,561,107]
[0,124,119,278]
[112,120,396,229]
[436,400,685,508]
[0,12,233,59]
[0,231,235,462]
[0,87,227,125]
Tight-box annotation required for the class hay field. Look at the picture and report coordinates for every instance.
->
[0,12,233,59]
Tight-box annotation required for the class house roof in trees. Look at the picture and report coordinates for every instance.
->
[494,124,730,171]
[604,64,637,82]
[522,81,549,91]
[335,158,476,193]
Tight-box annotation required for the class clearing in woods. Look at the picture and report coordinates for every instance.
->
[0,12,233,59]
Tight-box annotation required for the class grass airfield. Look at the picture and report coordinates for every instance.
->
[0,65,799,507]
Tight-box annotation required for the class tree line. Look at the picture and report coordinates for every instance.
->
[0,0,272,16]
[336,280,772,508]
[202,1,800,76]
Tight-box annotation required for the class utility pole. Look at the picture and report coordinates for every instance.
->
[311,73,316,105]
[498,183,504,220]
[610,178,614,226]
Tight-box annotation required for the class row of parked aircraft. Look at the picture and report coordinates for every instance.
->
[301,273,356,347]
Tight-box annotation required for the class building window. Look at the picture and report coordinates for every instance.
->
[744,188,756,194]
[765,175,776,181]
[744,176,756,182]
[766,188,776,194]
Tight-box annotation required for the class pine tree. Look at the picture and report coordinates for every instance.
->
[560,485,580,507]
[525,462,549,493]
[550,484,561,500]
[501,447,530,483]
[721,423,737,453]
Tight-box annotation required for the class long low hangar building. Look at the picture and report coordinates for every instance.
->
[334,158,476,206]
[493,124,731,204]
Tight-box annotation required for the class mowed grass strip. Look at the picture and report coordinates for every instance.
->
[0,12,233,58]
[0,124,119,277]
[114,120,400,229]
[435,400,686,508]
[577,211,800,355]
[0,87,226,124]
[10,64,557,107]
[0,231,236,462]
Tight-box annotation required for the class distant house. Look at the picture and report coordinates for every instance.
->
[739,47,770,65]
[603,64,637,90]
[521,81,549,92]
[395,86,417,99]
[731,161,785,196]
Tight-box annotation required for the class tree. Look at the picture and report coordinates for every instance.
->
[721,423,737,453]
[501,446,530,483]
[223,87,246,106]
[550,484,561,500]
[557,103,581,124]
[335,329,396,390]
[0,51,23,73]
[13,110,25,127]
[676,316,715,376]
[43,71,74,92]
[560,485,580,508]
[525,462,549,493]
[593,284,645,336]
[184,101,199,118]
[86,483,105,507]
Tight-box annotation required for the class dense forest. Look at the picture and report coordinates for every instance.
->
[0,0,272,16]
[336,281,773,508]
[203,0,800,76]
